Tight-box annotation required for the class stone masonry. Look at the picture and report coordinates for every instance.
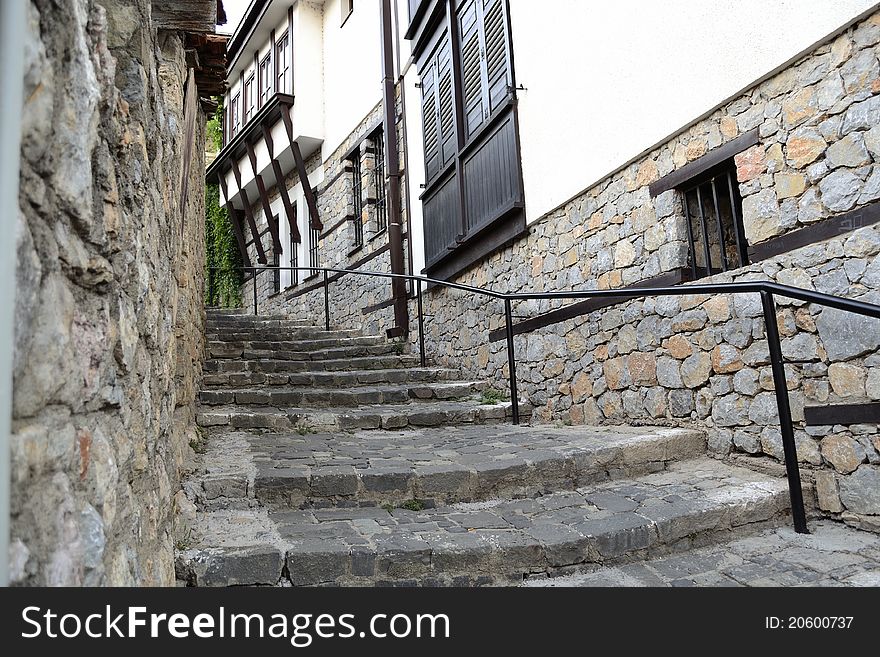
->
[276,12,880,531]
[11,0,210,585]
[243,101,407,336]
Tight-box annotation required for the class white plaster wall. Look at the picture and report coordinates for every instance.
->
[321,0,384,158]
[509,0,878,224]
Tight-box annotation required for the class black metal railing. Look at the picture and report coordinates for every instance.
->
[206,264,880,535]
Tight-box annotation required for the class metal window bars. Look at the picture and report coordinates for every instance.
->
[207,263,880,537]
[374,134,388,234]
[681,167,749,279]
[308,224,320,278]
[351,151,364,248]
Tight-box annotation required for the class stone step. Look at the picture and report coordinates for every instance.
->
[522,521,880,587]
[197,399,529,432]
[203,355,422,374]
[201,367,461,388]
[207,329,364,342]
[187,425,705,510]
[208,343,408,362]
[198,381,486,408]
[175,458,791,586]
[208,336,386,358]
[206,307,248,316]
[207,317,317,328]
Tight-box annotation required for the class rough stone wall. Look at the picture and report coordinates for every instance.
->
[405,12,880,529]
[10,0,207,585]
[250,102,402,334]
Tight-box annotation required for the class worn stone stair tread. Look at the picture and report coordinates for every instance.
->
[521,520,880,587]
[209,336,385,349]
[197,399,530,430]
[198,381,486,407]
[201,367,461,388]
[175,458,790,586]
[208,344,411,361]
[207,330,365,341]
[204,355,423,374]
[189,425,706,508]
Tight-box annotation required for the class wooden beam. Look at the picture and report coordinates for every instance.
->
[750,199,880,262]
[280,104,322,230]
[487,268,691,343]
[229,158,267,264]
[262,123,300,244]
[151,1,217,32]
[804,403,880,426]
[245,140,283,256]
[649,129,759,197]
[216,171,252,268]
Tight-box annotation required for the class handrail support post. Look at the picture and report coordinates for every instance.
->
[761,289,809,534]
[416,279,426,367]
[323,269,331,332]
[504,298,520,425]
[252,270,258,316]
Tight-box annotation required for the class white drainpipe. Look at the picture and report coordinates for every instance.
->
[0,0,26,586]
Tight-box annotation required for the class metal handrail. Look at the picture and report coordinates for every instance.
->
[205,264,880,535]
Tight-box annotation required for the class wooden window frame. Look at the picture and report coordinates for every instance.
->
[230,93,241,137]
[275,30,291,95]
[243,74,255,123]
[259,54,273,106]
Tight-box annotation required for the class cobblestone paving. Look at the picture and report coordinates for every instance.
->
[178,458,790,585]
[523,521,880,587]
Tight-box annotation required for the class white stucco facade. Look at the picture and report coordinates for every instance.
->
[507,0,878,224]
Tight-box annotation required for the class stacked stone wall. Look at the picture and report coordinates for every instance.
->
[11,0,208,584]
[403,12,880,529]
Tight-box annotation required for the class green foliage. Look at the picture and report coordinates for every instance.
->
[205,182,243,308]
[206,97,223,153]
[479,388,508,405]
[398,499,425,512]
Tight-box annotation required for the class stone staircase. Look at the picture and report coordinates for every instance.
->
[175,308,798,586]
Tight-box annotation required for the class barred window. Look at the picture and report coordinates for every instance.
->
[680,161,749,278]
[230,93,241,137]
[374,133,387,234]
[350,150,363,248]
[309,224,320,277]
[288,204,299,288]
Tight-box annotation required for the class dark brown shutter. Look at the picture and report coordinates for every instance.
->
[482,0,510,113]
[437,38,456,166]
[421,57,440,181]
[458,0,484,137]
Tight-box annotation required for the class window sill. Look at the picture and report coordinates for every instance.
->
[347,243,364,258]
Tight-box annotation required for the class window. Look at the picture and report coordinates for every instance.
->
[458,0,511,138]
[414,0,522,276]
[244,75,255,122]
[272,238,281,295]
[420,34,455,183]
[373,133,387,234]
[349,150,364,248]
[679,161,749,278]
[308,224,320,278]
[230,93,241,137]
[288,204,299,288]
[276,31,291,95]
[259,55,272,106]
[341,0,354,26]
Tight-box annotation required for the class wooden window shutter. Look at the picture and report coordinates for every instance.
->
[421,57,440,181]
[437,38,456,167]
[482,0,510,114]
[458,0,484,138]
